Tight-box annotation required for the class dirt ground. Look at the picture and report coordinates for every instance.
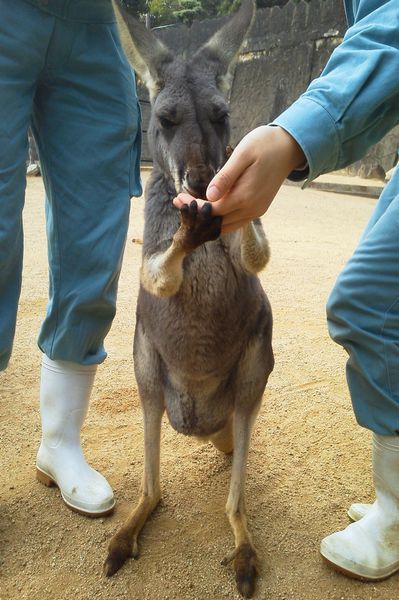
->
[1,172,397,600]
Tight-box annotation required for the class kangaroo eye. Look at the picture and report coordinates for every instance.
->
[159,116,175,129]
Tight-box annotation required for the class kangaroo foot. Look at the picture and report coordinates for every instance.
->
[222,542,258,599]
[104,493,160,577]
[104,531,139,577]
[176,200,222,253]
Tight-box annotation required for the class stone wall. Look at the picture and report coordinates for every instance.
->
[138,0,398,177]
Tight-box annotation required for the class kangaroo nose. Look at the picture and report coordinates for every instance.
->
[185,168,214,199]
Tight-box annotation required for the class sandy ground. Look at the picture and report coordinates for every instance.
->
[1,172,397,600]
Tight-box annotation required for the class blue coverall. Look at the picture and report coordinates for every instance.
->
[0,0,142,369]
[274,0,399,435]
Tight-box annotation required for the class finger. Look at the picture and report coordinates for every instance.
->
[218,204,259,230]
[173,193,208,210]
[173,192,196,208]
[173,197,184,209]
[206,147,252,202]
[208,161,263,217]
[209,174,262,217]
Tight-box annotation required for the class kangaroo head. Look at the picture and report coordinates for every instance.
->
[113,0,255,198]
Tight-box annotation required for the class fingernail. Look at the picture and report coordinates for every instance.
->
[207,185,221,202]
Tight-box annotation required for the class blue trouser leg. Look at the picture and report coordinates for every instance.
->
[0,1,53,370]
[327,167,399,435]
[0,0,141,370]
[33,18,141,365]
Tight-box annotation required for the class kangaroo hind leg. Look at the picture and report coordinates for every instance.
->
[104,327,164,576]
[104,400,163,576]
[223,403,261,598]
[223,331,273,598]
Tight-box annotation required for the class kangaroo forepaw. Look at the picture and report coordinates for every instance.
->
[178,200,222,252]
[104,535,139,577]
[222,543,258,599]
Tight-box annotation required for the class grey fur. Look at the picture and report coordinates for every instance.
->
[106,2,274,596]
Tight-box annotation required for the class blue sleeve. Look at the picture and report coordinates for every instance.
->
[272,0,399,182]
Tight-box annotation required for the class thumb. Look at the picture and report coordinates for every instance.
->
[206,147,250,202]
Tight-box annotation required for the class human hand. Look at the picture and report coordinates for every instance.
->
[173,125,305,233]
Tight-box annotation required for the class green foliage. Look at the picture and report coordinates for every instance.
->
[121,0,148,15]
[148,0,205,24]
[173,0,205,23]
[122,0,295,26]
[217,0,241,14]
[147,0,173,24]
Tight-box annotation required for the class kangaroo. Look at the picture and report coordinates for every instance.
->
[105,1,274,597]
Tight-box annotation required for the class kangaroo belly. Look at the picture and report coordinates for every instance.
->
[164,384,233,437]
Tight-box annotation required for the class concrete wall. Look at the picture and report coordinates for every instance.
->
[138,0,398,177]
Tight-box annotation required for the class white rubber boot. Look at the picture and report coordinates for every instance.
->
[320,433,399,580]
[36,355,115,517]
[347,502,373,522]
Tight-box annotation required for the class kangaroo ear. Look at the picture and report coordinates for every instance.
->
[112,1,173,100]
[193,0,255,96]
